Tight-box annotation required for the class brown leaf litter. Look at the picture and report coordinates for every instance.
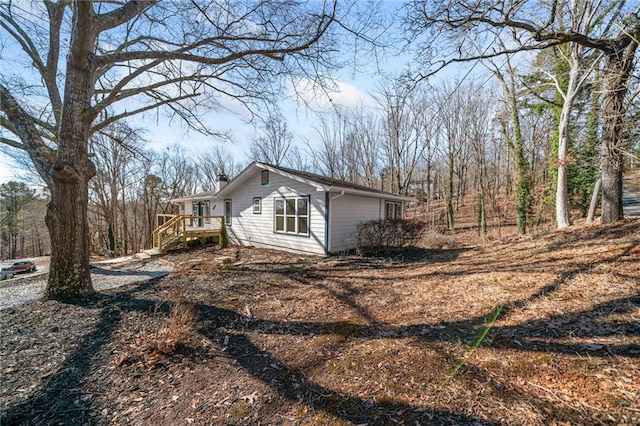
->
[1,219,639,425]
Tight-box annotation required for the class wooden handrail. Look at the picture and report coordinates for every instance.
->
[152,214,184,249]
[152,214,224,251]
[156,213,176,229]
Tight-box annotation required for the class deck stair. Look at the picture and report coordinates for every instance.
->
[151,214,223,253]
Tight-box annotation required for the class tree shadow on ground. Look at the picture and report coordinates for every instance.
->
[89,265,166,278]
[0,280,165,426]
[3,279,636,425]
[334,247,473,265]
[190,285,637,423]
[2,231,638,425]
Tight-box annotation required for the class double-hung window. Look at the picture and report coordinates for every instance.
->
[275,196,309,235]
[385,201,402,219]
[224,199,232,225]
[253,197,262,214]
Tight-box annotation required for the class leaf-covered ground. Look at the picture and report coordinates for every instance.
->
[1,219,639,425]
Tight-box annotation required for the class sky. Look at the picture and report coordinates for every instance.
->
[0,0,465,186]
[141,74,379,157]
[0,69,384,185]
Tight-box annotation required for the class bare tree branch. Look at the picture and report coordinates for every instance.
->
[0,137,25,150]
[90,92,200,134]
[0,84,56,184]
[94,0,157,34]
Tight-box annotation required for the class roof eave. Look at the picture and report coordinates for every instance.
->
[329,186,416,202]
[170,194,220,203]
[216,162,329,196]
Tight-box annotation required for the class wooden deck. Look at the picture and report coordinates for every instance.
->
[152,214,224,252]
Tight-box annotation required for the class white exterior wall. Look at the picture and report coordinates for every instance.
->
[181,200,223,225]
[226,171,326,255]
[328,193,384,252]
[185,201,223,215]
[209,201,224,217]
[182,202,191,215]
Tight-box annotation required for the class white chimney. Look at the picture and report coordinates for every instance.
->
[215,173,229,193]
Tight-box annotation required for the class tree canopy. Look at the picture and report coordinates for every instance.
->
[0,0,380,299]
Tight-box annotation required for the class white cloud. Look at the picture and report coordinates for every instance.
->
[0,159,18,184]
[289,76,374,112]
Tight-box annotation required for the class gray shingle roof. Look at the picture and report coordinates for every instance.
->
[263,162,407,198]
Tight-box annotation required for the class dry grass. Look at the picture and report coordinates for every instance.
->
[1,219,639,425]
[112,297,198,368]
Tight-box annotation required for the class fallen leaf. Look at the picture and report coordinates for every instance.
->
[241,391,258,404]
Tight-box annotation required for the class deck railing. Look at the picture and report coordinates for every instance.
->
[156,214,177,229]
[152,214,224,251]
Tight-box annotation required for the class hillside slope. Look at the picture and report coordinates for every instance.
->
[2,219,639,425]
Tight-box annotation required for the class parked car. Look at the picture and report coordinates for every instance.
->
[1,260,37,274]
[0,269,15,280]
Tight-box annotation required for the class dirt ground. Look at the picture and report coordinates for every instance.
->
[1,217,639,425]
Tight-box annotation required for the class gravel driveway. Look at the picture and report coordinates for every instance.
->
[0,259,173,311]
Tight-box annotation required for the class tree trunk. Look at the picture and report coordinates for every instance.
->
[600,44,635,223]
[477,145,487,236]
[555,116,571,228]
[44,2,97,299]
[555,45,582,229]
[496,65,531,234]
[45,173,94,299]
[586,177,601,224]
[446,151,455,230]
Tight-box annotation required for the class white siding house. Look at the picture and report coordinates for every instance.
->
[171,162,415,255]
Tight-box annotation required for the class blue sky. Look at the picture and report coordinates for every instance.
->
[0,70,388,184]
[0,0,469,186]
[140,72,381,156]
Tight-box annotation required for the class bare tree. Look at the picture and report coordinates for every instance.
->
[287,144,310,172]
[197,145,241,191]
[375,78,428,195]
[348,107,383,188]
[467,89,493,236]
[491,57,533,234]
[403,0,640,224]
[88,123,145,255]
[0,0,372,299]
[309,106,383,187]
[310,111,357,181]
[249,113,294,166]
[431,80,476,230]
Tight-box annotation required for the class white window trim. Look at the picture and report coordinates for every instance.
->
[385,201,403,220]
[274,196,310,236]
[224,199,232,225]
[253,197,262,214]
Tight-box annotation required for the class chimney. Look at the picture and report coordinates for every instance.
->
[215,173,229,193]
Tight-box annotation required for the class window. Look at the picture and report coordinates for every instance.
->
[224,199,232,225]
[192,201,201,227]
[261,170,269,186]
[253,197,262,214]
[385,201,402,219]
[274,196,309,235]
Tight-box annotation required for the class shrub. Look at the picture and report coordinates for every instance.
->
[355,218,427,256]
[113,298,198,368]
[219,222,229,248]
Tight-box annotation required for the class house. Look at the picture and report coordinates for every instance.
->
[162,162,415,255]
